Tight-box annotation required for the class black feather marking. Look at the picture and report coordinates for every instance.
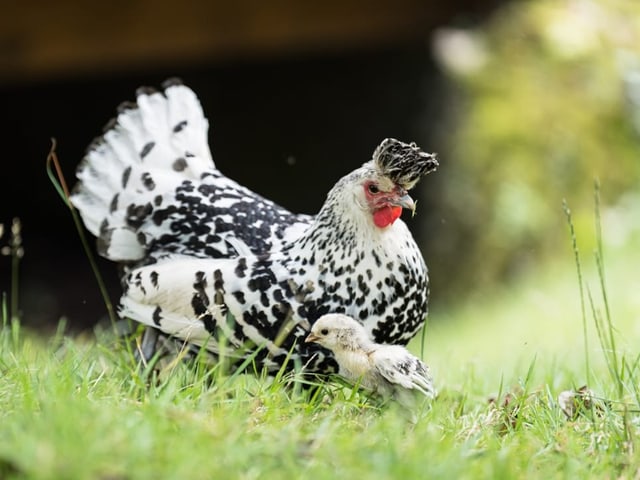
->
[141,172,156,190]
[201,313,216,334]
[122,166,132,188]
[161,77,184,89]
[234,258,248,278]
[102,117,118,133]
[117,100,137,114]
[213,269,224,291]
[152,204,177,226]
[96,225,113,257]
[150,271,159,288]
[152,306,162,326]
[191,293,208,316]
[371,250,381,268]
[134,271,146,295]
[173,120,188,133]
[125,203,152,229]
[85,135,105,154]
[172,158,187,172]
[232,291,246,304]
[109,194,119,213]
[140,142,155,159]
[193,271,210,307]
[136,86,159,97]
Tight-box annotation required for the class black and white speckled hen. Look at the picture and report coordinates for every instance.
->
[71,80,438,374]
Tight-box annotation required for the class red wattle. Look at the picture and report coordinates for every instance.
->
[373,206,402,228]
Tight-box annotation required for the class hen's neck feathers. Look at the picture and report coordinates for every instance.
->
[292,164,409,264]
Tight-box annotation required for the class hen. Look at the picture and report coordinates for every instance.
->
[71,80,438,374]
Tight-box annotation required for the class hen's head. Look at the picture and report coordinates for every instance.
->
[329,139,438,229]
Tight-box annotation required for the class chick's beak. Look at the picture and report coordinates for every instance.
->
[305,333,319,343]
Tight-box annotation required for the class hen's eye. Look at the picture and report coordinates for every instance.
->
[367,183,380,194]
[320,328,329,335]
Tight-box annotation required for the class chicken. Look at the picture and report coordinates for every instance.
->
[305,313,436,417]
[71,79,438,374]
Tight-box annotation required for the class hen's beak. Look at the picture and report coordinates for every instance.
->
[305,333,319,343]
[391,192,416,214]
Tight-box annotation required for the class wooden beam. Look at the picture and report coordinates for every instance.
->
[0,0,447,83]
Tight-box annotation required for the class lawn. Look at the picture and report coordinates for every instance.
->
[1,208,639,479]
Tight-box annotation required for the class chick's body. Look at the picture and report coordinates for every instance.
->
[306,313,436,415]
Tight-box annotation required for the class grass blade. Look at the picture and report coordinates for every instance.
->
[563,199,590,385]
[593,181,621,396]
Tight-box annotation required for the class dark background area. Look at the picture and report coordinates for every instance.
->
[0,1,502,330]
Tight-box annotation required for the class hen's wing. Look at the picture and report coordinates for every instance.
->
[118,254,331,372]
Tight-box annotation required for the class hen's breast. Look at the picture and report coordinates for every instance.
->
[289,219,429,347]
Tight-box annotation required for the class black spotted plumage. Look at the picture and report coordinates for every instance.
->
[71,80,438,374]
[373,138,437,190]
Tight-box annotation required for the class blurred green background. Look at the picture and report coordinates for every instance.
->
[427,0,640,305]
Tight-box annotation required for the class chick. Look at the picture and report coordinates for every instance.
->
[305,313,436,418]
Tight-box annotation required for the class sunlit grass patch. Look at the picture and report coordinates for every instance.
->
[1,187,640,478]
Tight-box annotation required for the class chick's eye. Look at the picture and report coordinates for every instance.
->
[367,183,380,194]
[320,328,329,335]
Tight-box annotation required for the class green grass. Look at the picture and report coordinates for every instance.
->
[2,210,640,479]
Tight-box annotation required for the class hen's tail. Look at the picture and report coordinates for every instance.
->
[71,79,214,262]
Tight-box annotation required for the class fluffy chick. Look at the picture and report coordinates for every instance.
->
[305,313,436,418]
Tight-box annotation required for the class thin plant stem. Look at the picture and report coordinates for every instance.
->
[420,315,427,361]
[45,139,118,326]
[1,292,6,328]
[563,200,591,386]
[10,238,19,322]
[5,218,24,323]
[587,286,621,392]
[593,180,621,396]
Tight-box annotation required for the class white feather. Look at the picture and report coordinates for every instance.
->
[71,84,215,260]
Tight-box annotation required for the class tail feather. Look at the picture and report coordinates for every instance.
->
[71,81,215,261]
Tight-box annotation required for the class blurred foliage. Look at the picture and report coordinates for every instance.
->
[429,0,640,301]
